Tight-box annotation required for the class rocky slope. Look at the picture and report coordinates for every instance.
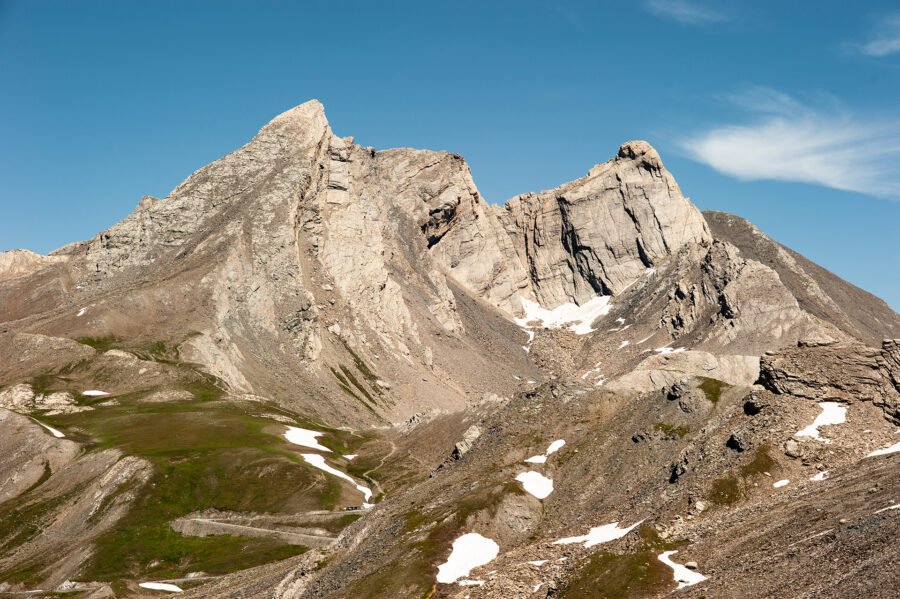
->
[705,210,900,346]
[1,100,898,598]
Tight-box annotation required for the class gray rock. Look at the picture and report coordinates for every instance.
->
[784,439,802,458]
[759,340,900,424]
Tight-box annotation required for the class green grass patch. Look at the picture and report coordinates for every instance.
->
[28,373,61,396]
[636,525,686,551]
[708,475,742,506]
[339,364,377,404]
[655,422,689,439]
[698,377,728,404]
[75,335,120,351]
[339,339,381,391]
[563,551,674,598]
[740,445,776,477]
[331,367,379,415]
[182,375,225,402]
[129,340,183,364]
[41,400,357,581]
[351,482,525,597]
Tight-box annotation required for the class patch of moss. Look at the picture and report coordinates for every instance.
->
[740,445,776,477]
[340,364,377,405]
[637,525,686,551]
[75,336,120,352]
[56,357,93,376]
[339,339,381,391]
[563,551,674,598]
[708,475,742,506]
[28,373,59,396]
[331,367,378,415]
[698,377,728,404]
[182,375,225,402]
[132,340,181,364]
[654,422,689,439]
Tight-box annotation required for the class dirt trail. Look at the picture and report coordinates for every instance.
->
[171,513,339,548]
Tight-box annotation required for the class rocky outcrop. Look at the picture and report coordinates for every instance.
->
[0,250,67,282]
[0,408,80,504]
[0,384,90,415]
[490,141,711,311]
[651,240,840,354]
[880,339,900,393]
[758,339,900,423]
[0,447,153,589]
[705,211,900,345]
[606,350,759,393]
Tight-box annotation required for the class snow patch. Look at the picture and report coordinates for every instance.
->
[773,479,790,488]
[810,471,828,481]
[795,402,847,443]
[618,340,630,349]
[301,454,373,506]
[874,503,900,514]
[525,439,565,464]
[82,390,109,397]
[516,295,612,336]
[527,560,547,566]
[344,454,357,461]
[655,346,686,354]
[516,471,553,499]
[284,426,331,452]
[138,582,183,593]
[553,520,643,548]
[866,441,900,458]
[436,533,499,584]
[34,419,65,438]
[458,580,485,587]
[76,308,86,317]
[546,440,565,455]
[658,551,707,589]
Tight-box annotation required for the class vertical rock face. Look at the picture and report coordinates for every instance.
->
[437,140,711,312]
[758,340,900,424]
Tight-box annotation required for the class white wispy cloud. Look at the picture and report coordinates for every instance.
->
[682,88,900,200]
[644,0,726,25]
[856,13,900,56]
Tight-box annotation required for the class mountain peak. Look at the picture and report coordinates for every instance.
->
[617,139,659,160]
[260,98,330,137]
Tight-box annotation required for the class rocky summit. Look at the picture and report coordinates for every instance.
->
[1,101,899,599]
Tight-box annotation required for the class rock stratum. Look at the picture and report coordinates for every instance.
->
[1,100,898,599]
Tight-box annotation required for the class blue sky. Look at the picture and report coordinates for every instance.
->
[1,0,898,309]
